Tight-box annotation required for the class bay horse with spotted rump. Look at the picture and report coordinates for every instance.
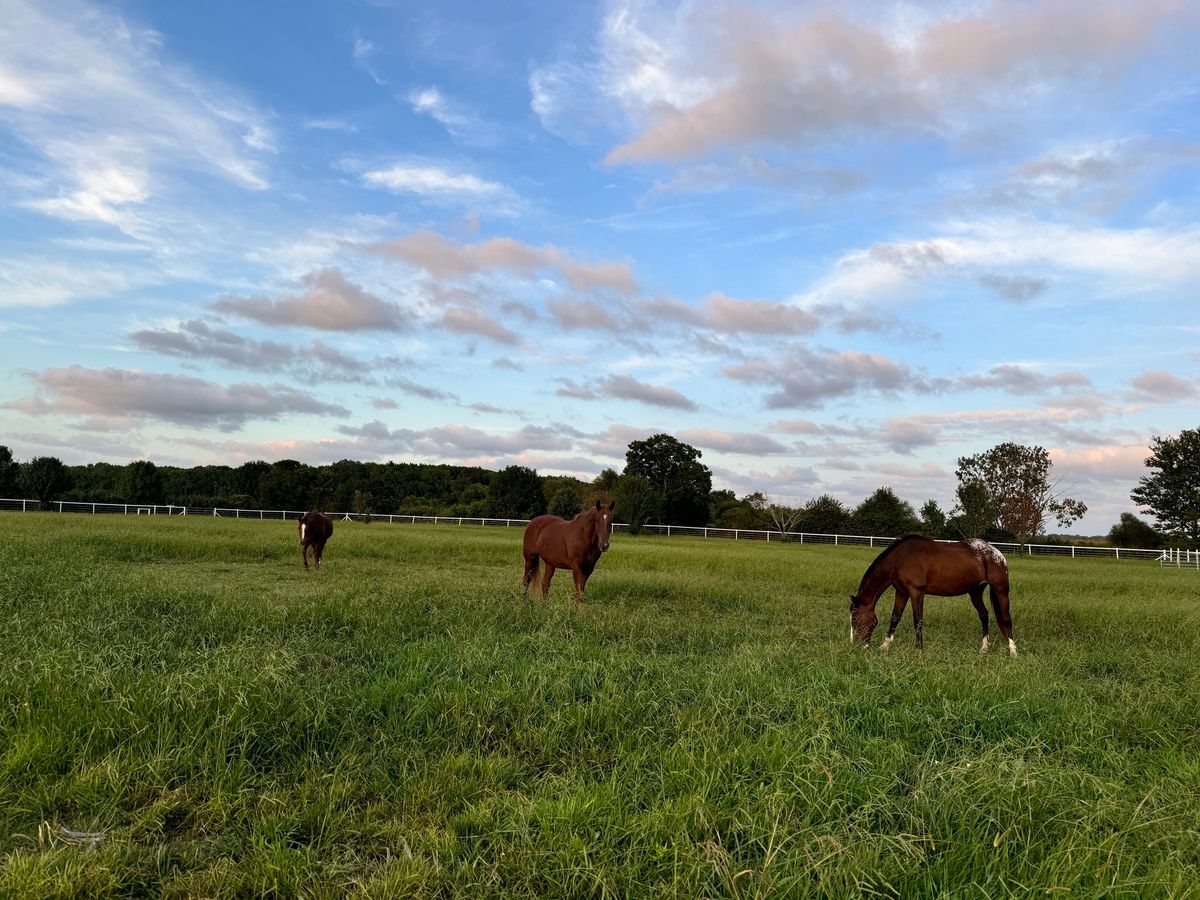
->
[850,535,1016,656]
[523,500,615,608]
[298,510,333,571]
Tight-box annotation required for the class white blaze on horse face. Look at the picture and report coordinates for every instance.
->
[300,522,307,542]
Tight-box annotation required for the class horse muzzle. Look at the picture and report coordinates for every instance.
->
[600,542,610,552]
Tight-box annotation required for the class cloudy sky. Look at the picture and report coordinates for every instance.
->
[1,0,1197,532]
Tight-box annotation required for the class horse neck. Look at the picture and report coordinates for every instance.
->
[857,564,893,609]
[572,509,598,544]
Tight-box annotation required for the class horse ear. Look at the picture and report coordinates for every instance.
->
[595,499,602,510]
[608,500,615,513]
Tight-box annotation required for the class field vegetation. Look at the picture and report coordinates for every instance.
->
[2,514,1198,897]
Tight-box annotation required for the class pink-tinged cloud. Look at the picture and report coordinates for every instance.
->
[364,230,637,294]
[214,268,410,332]
[439,307,521,345]
[604,1,1188,165]
[724,347,922,408]
[644,292,820,336]
[677,428,790,455]
[6,366,348,431]
[1128,370,1197,401]
[557,374,697,411]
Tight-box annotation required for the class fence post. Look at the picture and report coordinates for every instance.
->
[735,529,739,540]
[834,535,838,546]
[92,503,96,514]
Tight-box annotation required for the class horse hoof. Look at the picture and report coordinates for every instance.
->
[879,636,893,652]
[1007,639,1018,657]
[980,637,990,654]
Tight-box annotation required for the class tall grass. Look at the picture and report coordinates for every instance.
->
[1,514,1198,897]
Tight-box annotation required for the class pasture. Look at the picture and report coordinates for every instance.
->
[1,514,1198,897]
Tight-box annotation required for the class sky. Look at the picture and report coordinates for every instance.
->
[1,0,1197,534]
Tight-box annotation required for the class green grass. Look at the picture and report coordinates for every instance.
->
[1,513,1198,898]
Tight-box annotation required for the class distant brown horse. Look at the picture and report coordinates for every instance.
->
[523,500,615,607]
[298,510,333,570]
[850,535,1016,656]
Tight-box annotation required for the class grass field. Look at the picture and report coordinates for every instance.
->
[2,513,1199,898]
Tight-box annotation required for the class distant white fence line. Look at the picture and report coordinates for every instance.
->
[2,496,1184,564]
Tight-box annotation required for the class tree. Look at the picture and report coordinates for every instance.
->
[549,486,583,518]
[851,487,921,537]
[19,456,71,509]
[1130,429,1200,545]
[0,445,19,496]
[762,494,802,536]
[624,434,712,525]
[488,465,545,519]
[955,443,1087,544]
[1108,513,1163,549]
[615,473,657,535]
[122,460,165,504]
[919,499,948,538]
[797,494,850,534]
[949,480,995,540]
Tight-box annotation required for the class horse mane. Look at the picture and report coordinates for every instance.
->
[860,534,926,583]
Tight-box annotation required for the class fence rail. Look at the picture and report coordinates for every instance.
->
[2,497,1183,564]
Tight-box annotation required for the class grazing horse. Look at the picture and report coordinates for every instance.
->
[849,535,1016,656]
[523,500,615,608]
[298,510,334,571]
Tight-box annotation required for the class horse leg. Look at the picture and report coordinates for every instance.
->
[879,589,909,652]
[541,564,556,601]
[571,565,587,610]
[302,542,309,570]
[910,591,926,650]
[969,587,990,654]
[314,542,324,571]
[990,584,1017,656]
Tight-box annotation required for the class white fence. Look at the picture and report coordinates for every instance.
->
[1,497,1182,563]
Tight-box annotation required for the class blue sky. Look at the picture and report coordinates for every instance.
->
[1,0,1197,533]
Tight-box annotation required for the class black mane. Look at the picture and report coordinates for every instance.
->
[859,534,927,585]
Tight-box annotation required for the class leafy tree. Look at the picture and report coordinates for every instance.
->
[1107,513,1163,549]
[851,487,921,537]
[797,494,850,534]
[258,459,318,510]
[488,465,545,519]
[234,460,271,501]
[949,480,994,539]
[709,491,770,529]
[624,434,712,525]
[549,486,583,518]
[122,460,165,505]
[1130,429,1200,545]
[19,456,71,509]
[955,443,1086,544]
[0,445,19,496]
[919,499,948,538]
[615,473,656,535]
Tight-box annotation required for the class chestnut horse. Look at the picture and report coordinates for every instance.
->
[298,510,333,570]
[523,500,615,608]
[849,535,1016,656]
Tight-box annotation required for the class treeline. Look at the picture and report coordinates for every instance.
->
[2,429,1193,547]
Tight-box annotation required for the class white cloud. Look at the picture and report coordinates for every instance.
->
[0,0,274,234]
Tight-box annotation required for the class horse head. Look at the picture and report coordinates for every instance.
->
[849,593,877,645]
[594,499,615,552]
